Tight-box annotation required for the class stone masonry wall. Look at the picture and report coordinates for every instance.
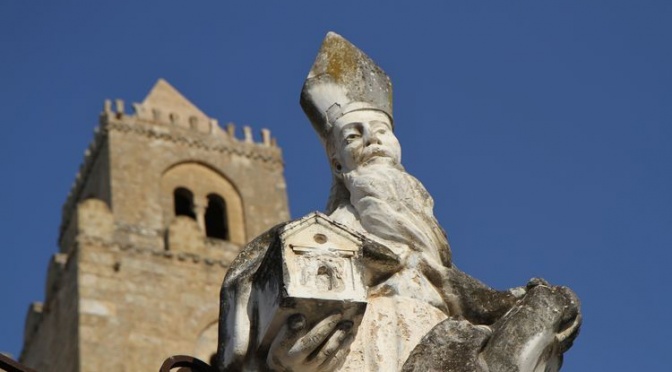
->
[105,111,290,243]
[20,251,79,372]
[21,79,292,371]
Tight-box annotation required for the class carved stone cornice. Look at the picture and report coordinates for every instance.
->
[106,118,284,165]
[76,234,235,269]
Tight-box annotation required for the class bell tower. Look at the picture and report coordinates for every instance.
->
[20,79,290,371]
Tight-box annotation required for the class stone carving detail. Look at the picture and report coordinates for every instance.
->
[217,32,581,371]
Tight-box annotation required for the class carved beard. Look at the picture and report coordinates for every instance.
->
[341,163,451,267]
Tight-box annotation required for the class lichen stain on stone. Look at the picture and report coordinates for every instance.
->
[400,318,411,339]
[323,36,359,84]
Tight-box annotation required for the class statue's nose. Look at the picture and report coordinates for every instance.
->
[364,131,382,146]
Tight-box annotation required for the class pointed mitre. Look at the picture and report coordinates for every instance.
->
[300,32,393,142]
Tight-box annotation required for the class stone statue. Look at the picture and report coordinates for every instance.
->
[216,32,581,372]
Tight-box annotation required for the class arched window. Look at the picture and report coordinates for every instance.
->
[205,193,229,240]
[173,187,196,219]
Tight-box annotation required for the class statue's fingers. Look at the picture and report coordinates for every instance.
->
[267,314,307,368]
[557,313,582,352]
[318,332,355,371]
[287,313,343,358]
[304,328,347,367]
[309,321,353,365]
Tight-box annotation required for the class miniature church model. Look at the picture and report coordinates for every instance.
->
[252,212,368,354]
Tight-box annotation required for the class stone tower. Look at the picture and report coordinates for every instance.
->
[19,79,290,371]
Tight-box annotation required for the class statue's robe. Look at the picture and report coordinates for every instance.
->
[216,168,580,371]
[216,220,529,371]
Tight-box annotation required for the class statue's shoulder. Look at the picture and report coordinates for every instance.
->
[222,221,288,288]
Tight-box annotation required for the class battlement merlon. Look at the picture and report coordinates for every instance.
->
[101,99,280,149]
[57,79,285,249]
[102,78,281,148]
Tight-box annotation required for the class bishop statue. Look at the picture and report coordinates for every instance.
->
[216,32,581,372]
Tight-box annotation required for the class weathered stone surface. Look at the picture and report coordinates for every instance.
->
[20,80,291,371]
[402,319,491,372]
[301,32,393,143]
[217,32,581,372]
[403,284,581,372]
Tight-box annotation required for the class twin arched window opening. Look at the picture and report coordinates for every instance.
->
[174,188,196,219]
[173,187,229,241]
[205,194,228,240]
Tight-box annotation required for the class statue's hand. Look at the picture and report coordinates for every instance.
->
[267,313,355,372]
[526,277,551,289]
[519,282,582,353]
[554,286,582,352]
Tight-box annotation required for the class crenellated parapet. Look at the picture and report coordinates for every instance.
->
[58,123,108,249]
[102,95,281,155]
[58,79,284,247]
[23,78,292,372]
[100,102,281,161]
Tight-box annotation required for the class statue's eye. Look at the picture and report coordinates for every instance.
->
[346,133,360,141]
[376,129,387,135]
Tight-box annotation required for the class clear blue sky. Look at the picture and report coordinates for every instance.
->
[1,1,670,370]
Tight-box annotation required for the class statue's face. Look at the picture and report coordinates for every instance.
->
[331,110,401,173]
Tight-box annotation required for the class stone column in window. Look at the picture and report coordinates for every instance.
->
[193,196,207,233]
